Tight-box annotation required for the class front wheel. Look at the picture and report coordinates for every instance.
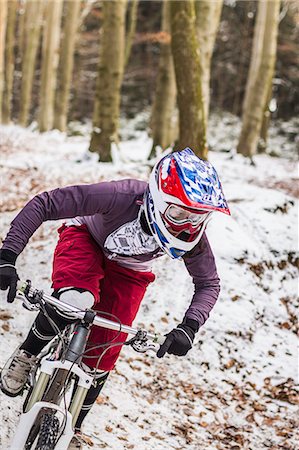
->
[35,412,60,450]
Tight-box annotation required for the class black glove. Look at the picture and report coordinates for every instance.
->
[0,249,18,303]
[157,318,199,358]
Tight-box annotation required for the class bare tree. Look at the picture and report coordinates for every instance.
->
[39,0,63,132]
[258,82,273,152]
[170,0,207,158]
[89,0,127,161]
[19,0,43,127]
[54,0,81,132]
[0,0,8,123]
[237,0,281,158]
[124,0,138,68]
[17,0,27,64]
[2,0,17,123]
[150,0,177,157]
[195,0,223,120]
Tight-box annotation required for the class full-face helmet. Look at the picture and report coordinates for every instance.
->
[143,147,230,258]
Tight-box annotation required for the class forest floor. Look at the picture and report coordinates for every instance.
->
[0,116,298,449]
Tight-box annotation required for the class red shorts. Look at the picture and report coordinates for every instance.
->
[52,225,155,371]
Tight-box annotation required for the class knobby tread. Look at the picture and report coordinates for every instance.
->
[35,412,60,450]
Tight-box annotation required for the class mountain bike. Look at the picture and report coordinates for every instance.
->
[8,279,163,450]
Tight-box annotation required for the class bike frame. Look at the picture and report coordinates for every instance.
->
[8,281,163,450]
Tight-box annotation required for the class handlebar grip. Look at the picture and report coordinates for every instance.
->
[17,280,27,293]
[155,334,165,346]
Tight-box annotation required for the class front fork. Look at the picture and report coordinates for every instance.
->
[25,313,97,425]
[9,360,93,450]
[25,370,93,426]
[25,360,93,426]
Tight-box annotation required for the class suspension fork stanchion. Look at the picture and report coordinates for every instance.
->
[69,386,89,427]
[25,372,51,412]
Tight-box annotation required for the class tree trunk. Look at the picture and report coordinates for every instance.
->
[19,0,43,127]
[258,82,273,152]
[242,1,267,114]
[54,0,81,132]
[194,0,223,120]
[0,0,8,123]
[237,0,280,158]
[2,0,17,123]
[124,0,138,68]
[89,0,127,161]
[149,0,177,157]
[170,0,207,158]
[17,0,26,64]
[39,0,63,132]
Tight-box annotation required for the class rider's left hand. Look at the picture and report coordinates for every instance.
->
[0,249,19,303]
[157,318,199,358]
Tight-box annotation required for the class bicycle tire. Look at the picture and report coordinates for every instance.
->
[35,412,60,450]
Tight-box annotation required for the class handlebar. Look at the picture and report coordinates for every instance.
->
[16,280,164,346]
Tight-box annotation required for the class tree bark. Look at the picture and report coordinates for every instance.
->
[89,0,127,161]
[258,82,273,152]
[170,0,207,158]
[124,0,138,68]
[194,0,223,121]
[237,0,281,158]
[19,0,43,127]
[2,0,17,123]
[149,0,176,157]
[54,0,81,132]
[17,0,27,65]
[39,0,63,132]
[242,1,267,115]
[0,0,8,123]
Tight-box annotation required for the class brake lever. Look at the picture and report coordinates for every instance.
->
[23,296,41,311]
[131,340,157,353]
[127,329,158,353]
[16,280,43,311]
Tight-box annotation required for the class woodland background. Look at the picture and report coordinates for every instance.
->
[0,0,298,162]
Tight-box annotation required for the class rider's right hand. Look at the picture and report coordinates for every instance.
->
[0,249,19,303]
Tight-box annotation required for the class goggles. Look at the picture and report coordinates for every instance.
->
[165,204,210,226]
[162,204,211,237]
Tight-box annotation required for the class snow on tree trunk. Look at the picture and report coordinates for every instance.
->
[170,0,207,159]
[54,0,81,132]
[89,0,126,161]
[237,0,281,158]
[2,0,17,124]
[19,0,43,127]
[149,0,177,157]
[195,0,223,120]
[39,0,63,132]
[0,0,8,123]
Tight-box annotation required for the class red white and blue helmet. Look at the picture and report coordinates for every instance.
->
[143,147,230,258]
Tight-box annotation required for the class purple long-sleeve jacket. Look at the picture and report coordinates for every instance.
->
[1,180,220,327]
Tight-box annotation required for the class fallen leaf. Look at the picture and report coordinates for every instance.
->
[224,359,236,369]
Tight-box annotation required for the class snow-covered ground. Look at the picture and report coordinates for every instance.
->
[0,118,298,450]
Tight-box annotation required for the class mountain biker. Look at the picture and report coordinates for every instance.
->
[0,147,230,447]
